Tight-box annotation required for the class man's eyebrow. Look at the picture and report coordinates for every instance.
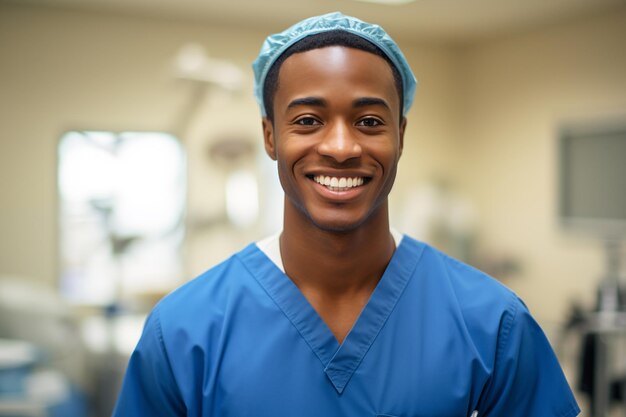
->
[353,97,391,110]
[287,97,327,110]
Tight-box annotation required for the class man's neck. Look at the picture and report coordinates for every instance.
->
[279,203,395,297]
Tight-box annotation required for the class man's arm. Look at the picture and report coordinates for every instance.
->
[477,298,580,417]
[112,307,186,416]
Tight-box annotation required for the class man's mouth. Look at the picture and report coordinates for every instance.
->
[311,175,368,192]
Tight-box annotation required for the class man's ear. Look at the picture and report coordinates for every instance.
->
[262,118,277,160]
[398,117,407,157]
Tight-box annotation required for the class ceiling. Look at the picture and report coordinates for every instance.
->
[10,0,626,44]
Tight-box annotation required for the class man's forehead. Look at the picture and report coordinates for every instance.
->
[279,46,394,76]
[275,47,400,113]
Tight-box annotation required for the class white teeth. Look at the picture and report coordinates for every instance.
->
[313,175,366,190]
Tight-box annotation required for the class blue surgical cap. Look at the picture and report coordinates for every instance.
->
[252,11,417,117]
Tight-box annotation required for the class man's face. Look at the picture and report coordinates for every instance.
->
[263,46,406,233]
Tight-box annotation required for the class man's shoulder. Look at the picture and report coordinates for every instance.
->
[152,243,259,329]
[402,236,529,361]
[403,235,521,321]
[407,236,514,295]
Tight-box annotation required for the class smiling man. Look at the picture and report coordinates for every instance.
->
[113,12,580,417]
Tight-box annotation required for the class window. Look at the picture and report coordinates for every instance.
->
[58,131,186,305]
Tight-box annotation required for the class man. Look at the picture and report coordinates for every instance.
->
[113,12,580,417]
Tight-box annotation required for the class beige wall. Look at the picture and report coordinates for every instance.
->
[454,8,626,324]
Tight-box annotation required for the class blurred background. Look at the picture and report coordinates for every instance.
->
[1,0,626,415]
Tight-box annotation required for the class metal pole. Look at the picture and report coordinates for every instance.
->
[594,333,609,417]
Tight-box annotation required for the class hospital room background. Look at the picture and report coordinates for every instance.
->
[1,0,626,416]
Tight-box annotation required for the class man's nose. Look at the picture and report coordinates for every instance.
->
[317,122,362,163]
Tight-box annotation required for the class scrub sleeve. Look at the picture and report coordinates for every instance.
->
[112,307,186,417]
[478,297,580,417]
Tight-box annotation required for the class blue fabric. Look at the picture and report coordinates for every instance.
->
[252,12,417,117]
[113,236,580,417]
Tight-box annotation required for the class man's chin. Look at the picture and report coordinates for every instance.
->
[286,198,387,234]
[306,212,369,234]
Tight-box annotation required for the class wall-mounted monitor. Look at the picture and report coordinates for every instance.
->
[559,120,626,239]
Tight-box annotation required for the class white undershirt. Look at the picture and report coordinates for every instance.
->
[256,229,403,273]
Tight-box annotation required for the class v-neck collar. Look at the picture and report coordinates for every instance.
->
[237,236,424,394]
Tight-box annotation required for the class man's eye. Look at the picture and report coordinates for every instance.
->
[295,117,320,126]
[357,118,383,127]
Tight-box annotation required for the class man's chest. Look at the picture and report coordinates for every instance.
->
[173,306,487,417]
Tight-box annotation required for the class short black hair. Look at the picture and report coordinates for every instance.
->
[263,30,404,123]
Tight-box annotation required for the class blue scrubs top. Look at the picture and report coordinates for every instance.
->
[113,236,580,417]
